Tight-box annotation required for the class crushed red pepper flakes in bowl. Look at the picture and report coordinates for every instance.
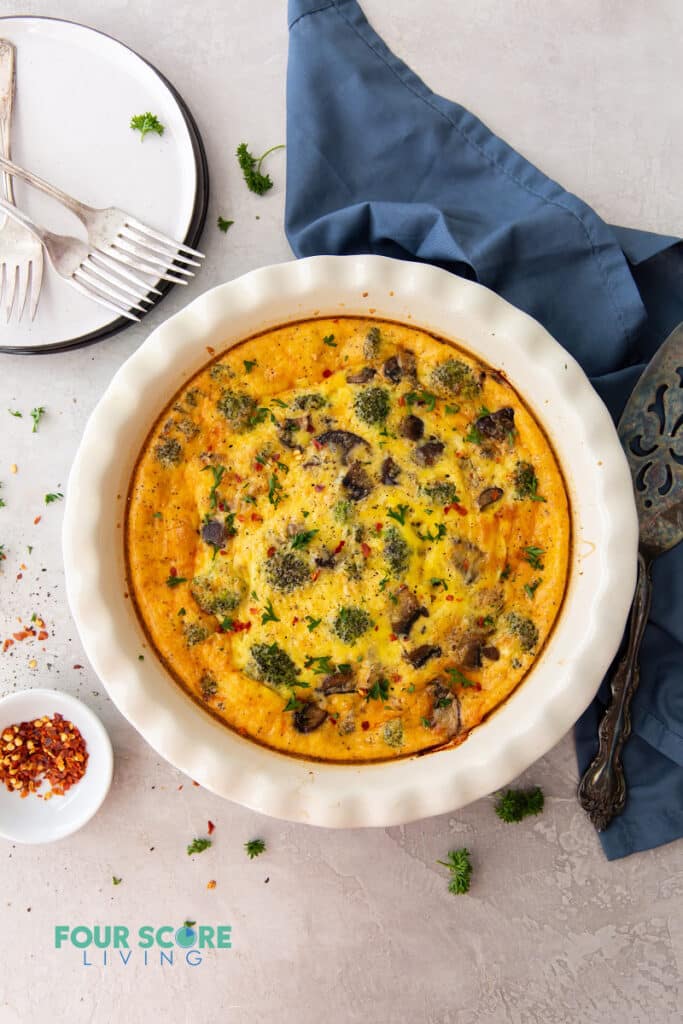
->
[0,713,89,799]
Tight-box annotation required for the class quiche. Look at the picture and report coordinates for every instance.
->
[126,318,570,762]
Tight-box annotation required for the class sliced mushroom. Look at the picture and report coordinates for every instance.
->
[346,366,377,384]
[452,537,486,584]
[314,548,337,568]
[391,586,428,638]
[318,668,356,695]
[316,429,371,465]
[482,645,500,661]
[475,407,515,441]
[278,417,305,452]
[461,640,482,669]
[477,486,504,510]
[293,702,328,733]
[412,439,445,467]
[380,456,401,485]
[399,414,424,441]
[404,644,442,668]
[201,519,227,548]
[383,355,402,383]
[342,461,373,502]
[427,680,462,738]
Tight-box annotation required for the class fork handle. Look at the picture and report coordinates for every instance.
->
[0,193,49,246]
[0,152,93,222]
[0,41,15,204]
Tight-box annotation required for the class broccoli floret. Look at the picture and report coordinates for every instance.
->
[383,719,404,747]
[174,417,200,439]
[250,642,300,687]
[506,612,538,652]
[199,671,218,700]
[210,363,235,381]
[216,389,257,430]
[293,392,326,411]
[154,437,183,467]
[333,606,373,644]
[344,557,364,581]
[333,499,352,523]
[184,388,201,407]
[363,326,381,359]
[423,480,459,505]
[514,461,544,501]
[191,572,245,616]
[264,550,309,592]
[430,358,481,399]
[354,386,390,425]
[383,525,410,577]
[184,621,209,647]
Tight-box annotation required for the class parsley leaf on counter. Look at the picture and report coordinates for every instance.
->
[245,838,266,859]
[8,409,22,418]
[187,838,212,855]
[236,142,285,195]
[494,786,544,823]
[130,112,165,141]
[437,847,472,895]
[44,492,63,504]
[30,406,45,432]
[217,216,234,233]
[112,876,122,886]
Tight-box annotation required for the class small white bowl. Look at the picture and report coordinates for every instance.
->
[0,689,113,844]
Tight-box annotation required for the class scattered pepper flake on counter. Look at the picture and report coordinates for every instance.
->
[245,838,266,859]
[207,879,217,890]
[437,847,472,895]
[494,786,544,823]
[187,837,212,855]
[0,713,89,799]
[207,820,215,835]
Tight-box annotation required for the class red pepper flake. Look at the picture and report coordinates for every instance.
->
[375,522,383,532]
[389,633,398,641]
[267,546,276,558]
[232,474,243,484]
[361,542,371,558]
[33,516,41,525]
[207,879,217,889]
[314,484,325,493]
[73,664,83,670]
[249,607,259,615]
[218,501,225,511]
[237,514,247,522]
[192,781,200,787]
[446,594,455,602]
[254,461,264,472]
[271,453,281,462]
[311,570,321,582]
[398,395,406,407]
[292,617,299,625]
[178,784,183,791]
[219,549,229,557]
[306,421,315,433]
[206,346,216,355]
[250,513,264,523]
[12,631,30,641]
[169,566,178,578]
[361,721,370,731]
[37,631,48,642]
[207,820,215,835]
[453,504,468,516]
[3,639,14,652]
[227,619,252,633]
[16,573,22,581]
[322,369,332,379]
[312,439,323,450]
[0,712,88,800]
[333,540,346,555]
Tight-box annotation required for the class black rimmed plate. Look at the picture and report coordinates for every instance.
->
[0,16,208,354]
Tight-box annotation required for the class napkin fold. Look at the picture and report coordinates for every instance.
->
[285,0,683,858]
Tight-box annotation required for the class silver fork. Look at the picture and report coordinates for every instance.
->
[0,40,43,321]
[0,154,204,321]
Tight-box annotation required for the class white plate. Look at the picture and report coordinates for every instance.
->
[0,16,201,351]
[0,688,113,843]
[63,255,638,828]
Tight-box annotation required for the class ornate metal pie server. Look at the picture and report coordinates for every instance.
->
[578,322,683,830]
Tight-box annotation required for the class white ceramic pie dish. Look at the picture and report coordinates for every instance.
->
[63,255,638,827]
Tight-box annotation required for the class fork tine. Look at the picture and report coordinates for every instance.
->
[29,255,43,321]
[85,257,154,305]
[15,262,30,321]
[112,237,195,277]
[91,250,162,295]
[100,245,189,286]
[3,263,17,322]
[69,275,140,322]
[125,217,205,259]
[120,225,200,266]
[74,267,146,313]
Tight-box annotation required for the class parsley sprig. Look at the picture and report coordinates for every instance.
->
[130,112,165,141]
[187,837,212,855]
[494,787,544,823]
[437,848,473,895]
[245,838,266,859]
[201,464,226,511]
[387,504,410,526]
[236,143,285,195]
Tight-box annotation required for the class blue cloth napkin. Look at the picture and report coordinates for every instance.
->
[285,0,683,859]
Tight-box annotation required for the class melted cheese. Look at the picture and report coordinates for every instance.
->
[126,318,570,762]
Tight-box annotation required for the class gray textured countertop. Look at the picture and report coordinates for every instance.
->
[1,2,681,1021]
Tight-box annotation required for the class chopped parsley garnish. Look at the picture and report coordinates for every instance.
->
[514,461,546,502]
[524,578,543,600]
[236,142,285,195]
[44,492,63,504]
[283,693,303,712]
[268,474,283,507]
[406,389,436,412]
[322,334,336,347]
[130,112,165,141]
[217,216,234,233]
[446,667,475,688]
[187,838,212,855]
[435,693,453,709]
[165,575,187,588]
[366,678,389,702]
[261,598,280,624]
[523,546,545,570]
[270,398,289,408]
[387,504,410,526]
[464,426,482,444]
[8,409,22,418]
[494,786,544,823]
[245,838,266,859]
[415,523,446,542]
[304,655,336,675]
[500,564,512,581]
[420,716,434,729]
[445,404,460,414]
[201,464,226,511]
[244,359,258,374]
[305,616,322,632]
[430,577,448,590]
[437,847,473,895]
[153,511,163,519]
[290,529,318,550]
